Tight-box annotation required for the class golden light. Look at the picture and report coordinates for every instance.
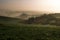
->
[1,0,60,13]
[45,0,60,13]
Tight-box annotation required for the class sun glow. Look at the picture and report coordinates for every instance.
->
[1,0,60,13]
[45,0,60,13]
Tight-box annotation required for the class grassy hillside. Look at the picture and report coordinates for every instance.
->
[0,16,24,24]
[0,23,60,40]
[0,16,60,40]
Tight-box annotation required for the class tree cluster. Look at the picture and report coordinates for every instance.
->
[25,14,60,26]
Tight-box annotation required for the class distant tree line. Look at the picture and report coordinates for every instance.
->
[24,14,60,26]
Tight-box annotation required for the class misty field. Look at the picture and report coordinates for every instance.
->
[0,23,60,40]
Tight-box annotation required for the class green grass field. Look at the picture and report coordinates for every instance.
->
[0,23,60,40]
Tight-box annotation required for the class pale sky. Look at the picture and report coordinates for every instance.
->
[0,0,60,13]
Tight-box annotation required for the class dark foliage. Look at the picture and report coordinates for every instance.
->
[26,14,60,26]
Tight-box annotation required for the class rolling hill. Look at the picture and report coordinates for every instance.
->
[0,16,24,24]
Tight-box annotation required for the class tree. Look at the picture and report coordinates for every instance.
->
[26,14,56,25]
[26,17,35,24]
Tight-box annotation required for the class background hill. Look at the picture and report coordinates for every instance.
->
[0,10,60,40]
[50,13,60,18]
[0,16,24,24]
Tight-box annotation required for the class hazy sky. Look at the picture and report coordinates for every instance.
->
[0,0,60,13]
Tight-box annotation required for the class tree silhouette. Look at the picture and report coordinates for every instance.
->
[26,14,56,25]
[26,17,35,24]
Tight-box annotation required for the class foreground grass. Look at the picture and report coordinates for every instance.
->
[0,24,60,40]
